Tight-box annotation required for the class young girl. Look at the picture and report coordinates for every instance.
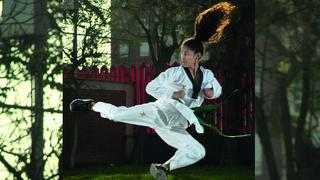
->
[70,2,235,180]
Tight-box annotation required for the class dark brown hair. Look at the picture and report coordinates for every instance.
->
[182,2,236,54]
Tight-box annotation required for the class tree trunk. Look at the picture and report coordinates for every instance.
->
[294,56,310,179]
[279,84,297,180]
[30,0,48,178]
[69,119,79,168]
[295,10,312,178]
[30,38,45,180]
[256,96,281,180]
[69,0,79,169]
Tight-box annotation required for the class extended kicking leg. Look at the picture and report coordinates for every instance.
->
[70,99,163,128]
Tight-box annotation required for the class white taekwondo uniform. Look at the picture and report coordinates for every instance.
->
[92,65,222,170]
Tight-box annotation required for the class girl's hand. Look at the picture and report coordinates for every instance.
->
[203,88,213,98]
[172,90,186,99]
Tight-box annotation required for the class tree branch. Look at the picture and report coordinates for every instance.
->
[0,153,23,180]
[133,13,158,62]
[0,102,62,114]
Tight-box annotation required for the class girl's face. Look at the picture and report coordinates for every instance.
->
[180,46,201,68]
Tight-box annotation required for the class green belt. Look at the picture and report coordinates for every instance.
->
[192,104,251,138]
[174,89,251,138]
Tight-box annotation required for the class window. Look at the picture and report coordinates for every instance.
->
[139,42,149,57]
[119,43,129,58]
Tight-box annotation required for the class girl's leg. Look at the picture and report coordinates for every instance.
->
[155,128,206,171]
[92,101,163,128]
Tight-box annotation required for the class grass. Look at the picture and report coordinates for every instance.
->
[63,164,254,180]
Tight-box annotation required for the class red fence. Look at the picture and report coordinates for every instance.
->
[64,63,254,134]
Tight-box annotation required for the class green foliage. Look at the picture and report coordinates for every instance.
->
[277,60,291,73]
[111,0,212,67]
[0,0,66,179]
[63,0,112,68]
[63,165,254,180]
[256,0,320,179]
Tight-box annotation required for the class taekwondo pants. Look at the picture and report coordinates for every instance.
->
[92,100,206,170]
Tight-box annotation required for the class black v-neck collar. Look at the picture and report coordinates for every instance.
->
[183,67,203,99]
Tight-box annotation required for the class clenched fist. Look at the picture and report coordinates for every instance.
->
[172,90,186,99]
[203,88,213,98]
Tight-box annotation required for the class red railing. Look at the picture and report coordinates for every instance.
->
[64,63,254,134]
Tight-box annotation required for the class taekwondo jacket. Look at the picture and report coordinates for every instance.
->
[146,66,222,133]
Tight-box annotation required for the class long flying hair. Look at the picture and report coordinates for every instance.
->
[182,2,236,56]
[194,1,236,44]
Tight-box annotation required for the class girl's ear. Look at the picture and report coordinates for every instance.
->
[196,53,202,60]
